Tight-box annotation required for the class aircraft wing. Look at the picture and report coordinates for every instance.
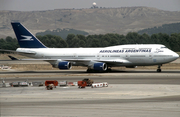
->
[62,58,131,64]
[6,55,130,64]
[98,59,131,64]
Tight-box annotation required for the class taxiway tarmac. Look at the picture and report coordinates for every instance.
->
[1,69,180,84]
[0,70,180,117]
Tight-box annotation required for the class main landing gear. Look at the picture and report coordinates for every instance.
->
[157,65,162,72]
[86,67,112,73]
[86,69,94,73]
[106,67,112,72]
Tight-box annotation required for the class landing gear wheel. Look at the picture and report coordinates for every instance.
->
[157,65,162,72]
[157,69,161,72]
[86,69,94,73]
[106,67,112,72]
[86,69,91,73]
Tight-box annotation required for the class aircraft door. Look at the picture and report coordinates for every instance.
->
[97,54,100,60]
[149,53,153,59]
[125,53,129,59]
[74,53,77,59]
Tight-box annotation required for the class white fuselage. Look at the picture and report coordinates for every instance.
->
[16,44,179,67]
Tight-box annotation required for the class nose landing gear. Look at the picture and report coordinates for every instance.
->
[157,65,162,72]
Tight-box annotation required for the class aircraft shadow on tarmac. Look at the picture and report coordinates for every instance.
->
[1,69,180,74]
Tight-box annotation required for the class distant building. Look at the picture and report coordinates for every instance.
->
[91,2,98,9]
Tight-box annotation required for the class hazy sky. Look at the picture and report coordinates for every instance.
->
[0,0,180,11]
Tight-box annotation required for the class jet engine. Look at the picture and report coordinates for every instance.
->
[52,60,72,70]
[89,62,107,71]
[58,61,72,69]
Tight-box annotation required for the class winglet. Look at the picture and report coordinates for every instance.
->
[11,22,47,48]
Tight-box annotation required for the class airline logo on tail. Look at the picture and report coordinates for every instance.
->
[20,35,34,41]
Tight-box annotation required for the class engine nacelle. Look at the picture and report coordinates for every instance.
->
[93,62,107,71]
[126,66,137,68]
[58,61,72,70]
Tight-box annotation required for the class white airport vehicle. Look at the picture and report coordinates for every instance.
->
[102,82,108,87]
[59,81,68,86]
[91,82,108,88]
[0,65,11,69]
[92,83,103,88]
[31,81,44,86]
[0,22,179,72]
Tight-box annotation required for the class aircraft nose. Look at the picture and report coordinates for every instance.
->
[173,52,179,59]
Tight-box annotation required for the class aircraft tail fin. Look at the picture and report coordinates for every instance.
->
[11,22,47,48]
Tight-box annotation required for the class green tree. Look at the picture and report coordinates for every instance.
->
[126,32,140,44]
[137,33,150,44]
[158,33,170,49]
[120,38,129,45]
[66,34,76,47]
[37,35,67,48]
[6,36,14,43]
[91,38,101,47]
[68,36,80,47]
[151,34,160,44]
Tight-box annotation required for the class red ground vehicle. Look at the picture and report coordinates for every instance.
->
[78,81,87,88]
[45,80,58,90]
[82,79,94,86]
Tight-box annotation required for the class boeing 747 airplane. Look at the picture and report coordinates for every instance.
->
[1,22,179,72]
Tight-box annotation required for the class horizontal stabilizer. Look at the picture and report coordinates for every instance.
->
[8,55,18,60]
[0,49,36,55]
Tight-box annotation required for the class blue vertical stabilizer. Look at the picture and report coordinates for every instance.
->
[11,22,47,48]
